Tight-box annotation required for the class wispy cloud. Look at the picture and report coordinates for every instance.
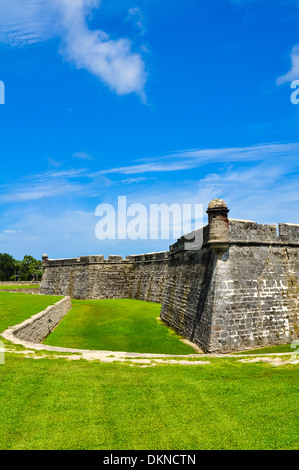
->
[1,143,298,204]
[0,168,109,203]
[1,180,83,203]
[0,0,55,45]
[127,7,146,35]
[1,142,299,258]
[48,157,63,168]
[73,152,94,161]
[119,176,154,185]
[99,142,299,175]
[0,0,147,97]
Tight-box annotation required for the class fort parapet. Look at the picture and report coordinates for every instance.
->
[40,199,299,353]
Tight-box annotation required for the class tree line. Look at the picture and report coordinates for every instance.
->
[0,253,43,282]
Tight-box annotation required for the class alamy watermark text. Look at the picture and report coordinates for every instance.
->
[0,81,5,105]
[291,80,299,104]
[95,197,203,250]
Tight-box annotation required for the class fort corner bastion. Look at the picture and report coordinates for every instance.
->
[40,199,299,354]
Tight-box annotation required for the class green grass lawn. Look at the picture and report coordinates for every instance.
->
[0,285,39,291]
[0,284,40,290]
[0,293,298,450]
[0,285,40,292]
[0,291,63,332]
[44,299,196,355]
[234,344,296,355]
[0,354,297,450]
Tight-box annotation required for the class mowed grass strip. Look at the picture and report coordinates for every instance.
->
[0,354,298,450]
[0,292,63,332]
[234,344,296,355]
[44,299,196,355]
[0,285,40,290]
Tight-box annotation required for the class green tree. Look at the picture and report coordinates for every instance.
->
[0,253,16,281]
[20,255,43,281]
[13,260,22,281]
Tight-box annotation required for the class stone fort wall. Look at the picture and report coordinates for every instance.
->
[40,200,299,353]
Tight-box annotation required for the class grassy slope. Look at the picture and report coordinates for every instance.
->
[0,292,63,332]
[0,354,298,450]
[44,299,196,355]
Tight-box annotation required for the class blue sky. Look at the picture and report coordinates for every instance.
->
[0,0,299,259]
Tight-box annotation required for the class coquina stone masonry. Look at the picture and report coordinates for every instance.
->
[6,297,72,344]
[40,199,299,353]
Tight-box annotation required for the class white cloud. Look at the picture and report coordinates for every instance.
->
[277,45,299,85]
[0,0,147,97]
[56,0,147,97]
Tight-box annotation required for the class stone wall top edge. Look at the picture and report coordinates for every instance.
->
[229,219,299,230]
[43,217,299,265]
[229,218,256,223]
[278,223,299,242]
[229,219,298,243]
[229,219,277,228]
[44,251,170,265]
[127,251,169,261]
[278,222,299,227]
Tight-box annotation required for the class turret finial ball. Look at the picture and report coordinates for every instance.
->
[207,199,228,211]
